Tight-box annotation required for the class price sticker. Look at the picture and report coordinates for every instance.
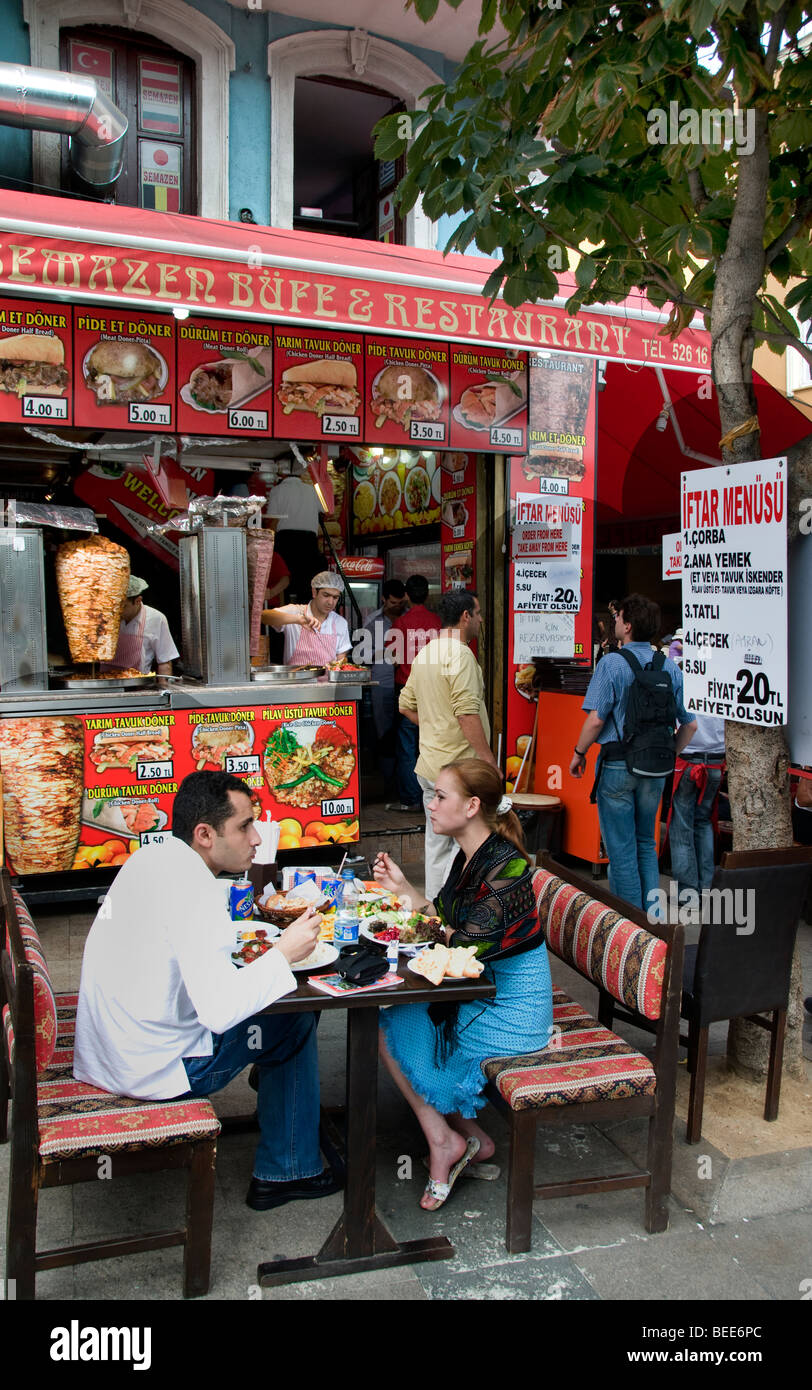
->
[536,477,570,496]
[452,470,465,483]
[225,754,261,776]
[490,425,523,449]
[409,420,445,443]
[320,797,355,817]
[136,760,174,780]
[322,414,360,436]
[128,401,172,426]
[452,524,466,540]
[228,407,268,432]
[140,830,169,847]
[21,396,69,420]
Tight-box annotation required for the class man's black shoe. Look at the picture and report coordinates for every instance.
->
[246,1169,342,1211]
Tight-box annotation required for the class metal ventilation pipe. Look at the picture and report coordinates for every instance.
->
[0,61,127,186]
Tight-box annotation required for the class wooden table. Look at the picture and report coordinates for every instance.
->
[256,962,496,1289]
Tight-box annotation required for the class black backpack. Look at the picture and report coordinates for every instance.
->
[612,648,678,778]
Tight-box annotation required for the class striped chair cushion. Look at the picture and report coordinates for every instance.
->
[36,1075,221,1160]
[6,889,57,1070]
[482,988,657,1111]
[532,870,667,1020]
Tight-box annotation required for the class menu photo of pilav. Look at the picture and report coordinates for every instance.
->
[263,717,356,809]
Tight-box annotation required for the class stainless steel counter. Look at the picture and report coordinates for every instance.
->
[0,681,363,716]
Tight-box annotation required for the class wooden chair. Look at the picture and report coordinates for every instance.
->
[483,854,683,1254]
[0,871,221,1299]
[680,846,812,1143]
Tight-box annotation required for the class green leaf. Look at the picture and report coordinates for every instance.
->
[221,350,265,376]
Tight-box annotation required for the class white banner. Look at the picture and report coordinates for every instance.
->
[680,457,788,726]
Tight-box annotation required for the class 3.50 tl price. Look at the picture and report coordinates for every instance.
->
[225,754,260,776]
[410,420,445,443]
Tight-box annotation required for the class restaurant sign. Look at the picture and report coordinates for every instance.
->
[0,230,712,367]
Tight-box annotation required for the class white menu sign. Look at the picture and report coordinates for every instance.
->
[514,611,575,661]
[681,458,788,725]
[512,493,583,617]
[661,531,682,580]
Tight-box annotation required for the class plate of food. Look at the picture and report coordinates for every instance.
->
[290,941,339,973]
[378,469,402,516]
[232,927,277,968]
[263,718,356,810]
[82,340,167,406]
[442,499,469,529]
[408,944,485,983]
[403,464,432,515]
[370,365,444,434]
[360,912,441,957]
[191,720,254,771]
[353,479,376,523]
[452,371,527,432]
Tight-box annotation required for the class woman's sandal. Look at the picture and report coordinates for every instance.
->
[422,1136,480,1210]
[421,1153,501,1182]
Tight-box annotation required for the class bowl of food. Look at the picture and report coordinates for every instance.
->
[254,893,315,927]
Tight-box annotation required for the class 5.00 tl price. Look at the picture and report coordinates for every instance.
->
[129,402,171,426]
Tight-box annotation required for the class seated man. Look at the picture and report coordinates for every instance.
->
[74,771,340,1212]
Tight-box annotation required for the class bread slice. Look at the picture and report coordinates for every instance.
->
[1,332,64,365]
[281,358,356,388]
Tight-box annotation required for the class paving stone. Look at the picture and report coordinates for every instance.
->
[416,1251,600,1301]
[570,1225,774,1301]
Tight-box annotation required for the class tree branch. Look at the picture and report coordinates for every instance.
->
[688,169,710,215]
[765,196,812,267]
[764,4,790,78]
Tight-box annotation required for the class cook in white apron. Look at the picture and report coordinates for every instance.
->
[263,569,351,668]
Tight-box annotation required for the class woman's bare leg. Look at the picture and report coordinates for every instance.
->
[448,1113,495,1162]
[379,1031,468,1210]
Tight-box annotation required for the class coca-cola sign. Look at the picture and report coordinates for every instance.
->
[340,557,385,578]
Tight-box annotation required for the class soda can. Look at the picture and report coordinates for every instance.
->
[229,879,254,921]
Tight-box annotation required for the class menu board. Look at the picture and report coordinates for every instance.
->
[351,447,442,536]
[364,336,450,449]
[504,353,597,792]
[0,702,360,875]
[440,451,476,591]
[176,318,273,436]
[73,307,176,432]
[681,457,788,726]
[0,298,73,426]
[273,327,364,441]
[448,345,527,452]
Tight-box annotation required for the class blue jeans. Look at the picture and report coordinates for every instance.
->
[669,765,722,894]
[182,1012,322,1183]
[396,708,422,806]
[596,760,666,915]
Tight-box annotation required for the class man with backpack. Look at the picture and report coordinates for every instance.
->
[570,593,696,915]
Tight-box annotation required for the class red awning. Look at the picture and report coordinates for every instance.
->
[597,360,810,525]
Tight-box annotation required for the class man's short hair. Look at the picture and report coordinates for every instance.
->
[172,771,253,844]
[405,574,429,604]
[382,578,406,600]
[438,588,478,628]
[618,593,661,643]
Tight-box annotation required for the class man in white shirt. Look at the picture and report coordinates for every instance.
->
[74,771,340,1212]
[266,471,324,601]
[263,570,351,666]
[109,576,179,675]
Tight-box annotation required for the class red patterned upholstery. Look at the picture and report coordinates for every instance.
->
[482,988,656,1111]
[37,1074,221,1160]
[6,889,57,1069]
[533,870,667,1020]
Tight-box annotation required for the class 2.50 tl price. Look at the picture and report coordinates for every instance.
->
[136,760,174,780]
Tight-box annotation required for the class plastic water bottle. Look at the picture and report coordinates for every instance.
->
[334,869,359,947]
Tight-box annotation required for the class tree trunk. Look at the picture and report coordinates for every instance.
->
[709,105,804,1079]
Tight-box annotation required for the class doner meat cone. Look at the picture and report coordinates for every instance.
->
[56,535,129,663]
[0,717,84,873]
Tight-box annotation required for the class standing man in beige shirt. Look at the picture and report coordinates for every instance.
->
[399,589,500,898]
